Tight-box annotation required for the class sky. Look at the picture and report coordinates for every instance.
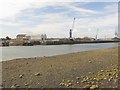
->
[0,0,119,39]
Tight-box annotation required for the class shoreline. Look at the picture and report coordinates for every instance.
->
[2,46,119,88]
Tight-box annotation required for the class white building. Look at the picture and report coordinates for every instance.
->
[16,34,47,41]
[30,35,41,40]
[16,34,26,40]
[16,34,31,40]
[30,34,47,41]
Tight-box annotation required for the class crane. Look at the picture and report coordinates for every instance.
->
[69,18,76,40]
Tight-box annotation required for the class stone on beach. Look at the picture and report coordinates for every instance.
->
[16,84,20,87]
[89,60,92,63]
[90,85,98,89]
[68,82,72,86]
[83,84,91,89]
[67,80,71,83]
[19,74,24,78]
[35,72,41,76]
[59,82,65,86]
[76,81,79,84]
[25,83,29,86]
[76,77,80,80]
[11,84,16,88]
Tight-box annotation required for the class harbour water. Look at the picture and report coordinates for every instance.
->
[0,43,117,61]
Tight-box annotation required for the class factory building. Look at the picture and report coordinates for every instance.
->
[16,34,47,41]
[30,34,47,41]
[16,34,26,40]
[30,35,41,40]
[16,34,31,40]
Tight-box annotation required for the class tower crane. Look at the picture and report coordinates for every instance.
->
[69,18,76,40]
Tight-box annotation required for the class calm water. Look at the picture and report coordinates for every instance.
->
[0,43,117,61]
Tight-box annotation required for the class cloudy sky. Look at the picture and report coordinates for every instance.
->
[0,0,119,39]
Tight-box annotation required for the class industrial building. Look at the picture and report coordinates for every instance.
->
[16,34,47,41]
[16,34,27,40]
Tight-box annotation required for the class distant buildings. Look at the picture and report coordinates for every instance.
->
[30,35,41,40]
[16,34,47,41]
[16,34,26,40]
[30,34,47,41]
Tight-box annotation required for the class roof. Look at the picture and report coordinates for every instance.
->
[17,34,26,37]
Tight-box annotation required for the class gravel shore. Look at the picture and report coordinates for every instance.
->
[1,46,119,89]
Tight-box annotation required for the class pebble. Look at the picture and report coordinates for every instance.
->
[67,80,71,83]
[68,82,72,86]
[81,79,87,83]
[83,84,91,89]
[116,74,118,78]
[90,85,98,89]
[86,76,89,80]
[66,83,72,87]
[11,84,16,88]
[96,78,99,81]
[104,78,107,80]
[89,60,92,63]
[91,81,94,84]
[66,84,69,87]
[16,84,20,87]
[110,77,113,79]
[35,72,41,76]
[25,83,29,86]
[60,82,64,86]
[19,74,24,78]
[76,77,80,80]
[108,78,111,81]
[76,81,79,84]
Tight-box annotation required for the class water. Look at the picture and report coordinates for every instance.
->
[0,43,117,61]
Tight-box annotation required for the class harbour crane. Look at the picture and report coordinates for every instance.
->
[69,18,76,40]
